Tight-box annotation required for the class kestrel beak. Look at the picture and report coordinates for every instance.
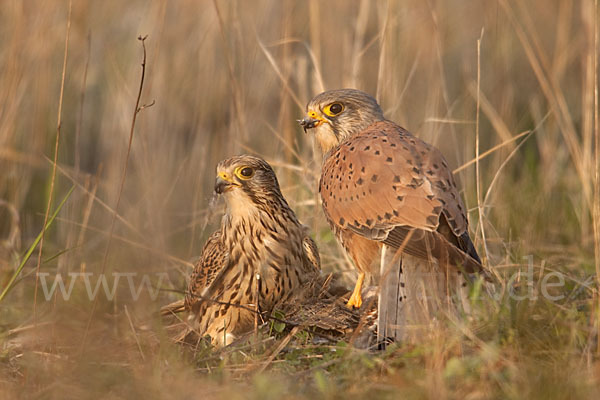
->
[214,172,237,194]
[299,116,320,133]
[298,110,326,133]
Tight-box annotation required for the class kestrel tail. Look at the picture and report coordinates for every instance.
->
[300,88,484,310]
[183,155,320,346]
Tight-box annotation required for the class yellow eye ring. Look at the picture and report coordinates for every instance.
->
[323,102,344,117]
[234,166,254,180]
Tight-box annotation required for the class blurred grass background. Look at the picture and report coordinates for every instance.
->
[0,0,599,398]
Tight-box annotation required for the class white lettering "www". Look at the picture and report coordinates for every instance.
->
[36,273,167,301]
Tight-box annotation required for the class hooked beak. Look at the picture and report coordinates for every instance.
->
[298,116,320,133]
[214,172,237,194]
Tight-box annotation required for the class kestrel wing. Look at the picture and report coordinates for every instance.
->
[185,230,229,309]
[320,121,444,236]
[301,226,321,271]
[320,120,481,269]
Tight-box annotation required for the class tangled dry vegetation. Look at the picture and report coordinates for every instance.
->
[1,0,599,398]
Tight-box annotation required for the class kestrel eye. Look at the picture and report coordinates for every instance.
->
[240,167,253,177]
[330,103,342,114]
[324,102,344,117]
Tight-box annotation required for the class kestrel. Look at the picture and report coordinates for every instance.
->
[300,89,483,310]
[183,155,320,346]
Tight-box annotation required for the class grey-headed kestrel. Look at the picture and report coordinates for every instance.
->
[300,88,483,309]
[183,155,320,345]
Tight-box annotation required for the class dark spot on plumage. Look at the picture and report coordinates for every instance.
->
[350,146,355,151]
[342,155,346,161]
[393,175,400,183]
[349,163,353,169]
[371,174,378,182]
[410,177,424,187]
[426,170,434,175]
[364,145,371,151]
[390,143,396,147]
[400,282,405,288]
[426,194,434,200]
[339,217,345,225]
[357,177,364,185]
[353,220,360,227]
[433,163,439,169]
[366,218,373,226]
[393,210,399,217]
[375,150,380,155]
[386,157,393,163]
[361,166,365,173]
[377,215,383,221]
[397,195,404,201]
[384,212,392,220]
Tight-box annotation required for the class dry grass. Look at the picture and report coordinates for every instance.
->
[1,0,599,398]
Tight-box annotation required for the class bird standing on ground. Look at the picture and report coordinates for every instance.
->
[300,88,484,310]
[183,155,320,346]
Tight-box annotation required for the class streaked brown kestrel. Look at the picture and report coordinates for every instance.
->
[300,89,483,309]
[184,155,320,345]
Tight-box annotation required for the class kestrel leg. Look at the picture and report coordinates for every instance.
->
[346,272,365,309]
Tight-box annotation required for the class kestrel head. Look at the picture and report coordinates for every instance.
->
[300,88,384,153]
[214,155,285,211]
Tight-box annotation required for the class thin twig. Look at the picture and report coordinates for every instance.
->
[475,28,488,264]
[124,305,145,361]
[75,32,91,175]
[33,0,72,322]
[593,0,599,355]
[256,326,301,373]
[453,112,550,174]
[254,273,260,340]
[80,35,154,355]
[257,37,304,110]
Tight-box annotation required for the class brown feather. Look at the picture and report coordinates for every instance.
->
[319,120,482,274]
[184,230,228,310]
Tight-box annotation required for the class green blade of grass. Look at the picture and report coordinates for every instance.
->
[0,185,75,303]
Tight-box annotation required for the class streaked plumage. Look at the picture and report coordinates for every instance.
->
[183,155,320,346]
[301,88,484,310]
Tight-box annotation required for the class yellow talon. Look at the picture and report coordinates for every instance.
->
[346,272,365,309]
